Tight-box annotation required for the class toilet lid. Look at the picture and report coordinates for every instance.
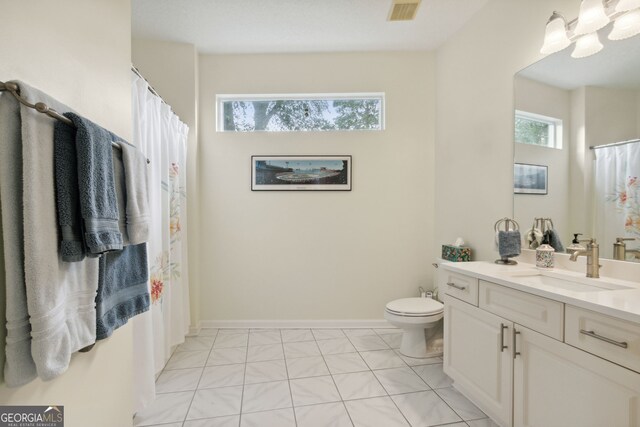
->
[385,298,443,316]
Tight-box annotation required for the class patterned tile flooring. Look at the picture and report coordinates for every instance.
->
[134,328,500,427]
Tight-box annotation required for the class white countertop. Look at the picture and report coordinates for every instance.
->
[440,261,640,324]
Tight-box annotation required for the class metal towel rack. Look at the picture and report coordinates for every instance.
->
[494,217,519,265]
[0,81,149,164]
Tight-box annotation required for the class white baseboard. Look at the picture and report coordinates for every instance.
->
[187,322,202,336]
[199,319,394,329]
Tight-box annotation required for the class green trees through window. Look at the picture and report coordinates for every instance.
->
[220,95,383,132]
[514,111,562,149]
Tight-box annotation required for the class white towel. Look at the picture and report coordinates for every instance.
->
[0,90,36,386]
[15,81,99,382]
[118,141,150,244]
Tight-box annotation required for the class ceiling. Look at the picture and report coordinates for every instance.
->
[131,0,489,54]
[518,26,640,90]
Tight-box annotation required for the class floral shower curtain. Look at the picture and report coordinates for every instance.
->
[131,72,190,412]
[594,141,640,259]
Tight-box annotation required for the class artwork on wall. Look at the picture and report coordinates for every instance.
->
[514,163,548,195]
[251,155,352,191]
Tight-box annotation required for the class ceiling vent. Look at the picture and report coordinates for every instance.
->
[388,0,421,21]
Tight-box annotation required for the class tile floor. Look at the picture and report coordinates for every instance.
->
[134,328,500,427]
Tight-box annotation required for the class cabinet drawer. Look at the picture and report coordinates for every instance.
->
[565,305,640,373]
[479,281,564,341]
[440,270,478,306]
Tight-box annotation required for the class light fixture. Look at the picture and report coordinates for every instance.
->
[574,0,610,35]
[571,32,604,57]
[541,0,640,59]
[609,8,640,39]
[615,0,640,12]
[540,12,572,54]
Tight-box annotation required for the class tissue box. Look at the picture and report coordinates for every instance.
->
[441,245,472,262]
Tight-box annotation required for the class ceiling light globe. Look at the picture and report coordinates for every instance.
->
[574,0,610,35]
[571,32,604,58]
[540,12,571,54]
[615,0,640,12]
[609,8,640,39]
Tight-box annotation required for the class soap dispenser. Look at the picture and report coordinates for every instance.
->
[566,233,586,256]
[536,233,555,268]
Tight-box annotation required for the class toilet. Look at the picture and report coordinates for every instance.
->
[384,297,444,359]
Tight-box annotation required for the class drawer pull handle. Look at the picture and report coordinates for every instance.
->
[513,329,521,359]
[500,324,508,352]
[446,282,466,291]
[580,329,628,349]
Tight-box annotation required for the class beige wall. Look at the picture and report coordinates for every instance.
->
[435,0,579,262]
[514,76,571,243]
[198,52,436,321]
[0,1,133,426]
[132,39,201,328]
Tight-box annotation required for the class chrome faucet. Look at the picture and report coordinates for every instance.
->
[613,237,640,261]
[569,238,600,278]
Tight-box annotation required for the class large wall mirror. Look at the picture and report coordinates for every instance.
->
[514,22,640,262]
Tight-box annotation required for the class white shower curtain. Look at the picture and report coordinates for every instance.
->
[131,72,191,413]
[594,141,640,259]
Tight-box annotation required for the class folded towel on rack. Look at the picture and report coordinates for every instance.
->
[118,141,150,244]
[0,89,36,386]
[112,148,130,244]
[54,120,86,262]
[526,227,543,250]
[63,112,123,256]
[96,243,150,340]
[545,229,564,253]
[4,81,100,385]
[498,230,522,258]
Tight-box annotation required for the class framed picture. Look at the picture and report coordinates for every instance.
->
[514,163,548,195]
[251,155,352,191]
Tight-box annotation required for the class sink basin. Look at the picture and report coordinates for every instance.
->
[501,269,635,293]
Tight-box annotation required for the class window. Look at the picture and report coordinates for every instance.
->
[217,93,384,132]
[515,110,562,149]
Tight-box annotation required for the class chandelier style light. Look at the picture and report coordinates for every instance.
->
[540,0,640,58]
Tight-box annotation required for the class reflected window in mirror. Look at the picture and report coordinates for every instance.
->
[515,110,563,149]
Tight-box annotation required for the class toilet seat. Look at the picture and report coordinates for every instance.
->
[385,298,443,317]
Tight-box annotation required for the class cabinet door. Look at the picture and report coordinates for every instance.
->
[513,325,640,427]
[444,295,513,427]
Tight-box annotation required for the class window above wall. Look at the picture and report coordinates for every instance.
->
[217,93,385,132]
[515,110,563,149]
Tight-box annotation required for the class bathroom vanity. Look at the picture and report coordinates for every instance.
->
[438,257,640,427]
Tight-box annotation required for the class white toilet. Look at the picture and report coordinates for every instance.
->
[384,297,444,359]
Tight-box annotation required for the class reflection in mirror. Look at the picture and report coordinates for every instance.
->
[514,22,640,262]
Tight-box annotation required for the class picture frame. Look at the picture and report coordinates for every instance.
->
[514,163,548,195]
[251,155,352,191]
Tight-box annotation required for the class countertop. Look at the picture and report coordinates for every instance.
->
[440,261,640,324]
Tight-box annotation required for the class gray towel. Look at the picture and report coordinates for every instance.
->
[96,243,150,340]
[7,81,99,384]
[63,112,123,256]
[546,229,564,253]
[118,142,150,244]
[498,230,521,258]
[54,120,85,262]
[0,90,36,386]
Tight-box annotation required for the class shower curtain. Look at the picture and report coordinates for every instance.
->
[131,72,191,412]
[594,141,640,259]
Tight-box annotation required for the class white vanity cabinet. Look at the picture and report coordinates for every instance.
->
[441,269,640,427]
[444,294,513,427]
[513,324,640,427]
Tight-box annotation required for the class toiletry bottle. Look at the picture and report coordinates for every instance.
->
[566,233,586,256]
[536,234,555,268]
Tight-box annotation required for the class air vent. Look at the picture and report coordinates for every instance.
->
[388,0,421,21]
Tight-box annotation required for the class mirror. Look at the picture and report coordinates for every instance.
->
[514,22,640,262]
